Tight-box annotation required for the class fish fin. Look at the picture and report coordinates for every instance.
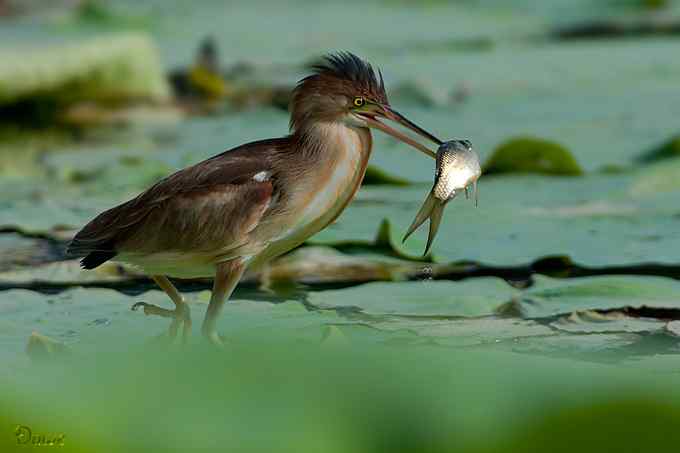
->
[473,180,479,207]
[424,204,444,255]
[403,191,436,244]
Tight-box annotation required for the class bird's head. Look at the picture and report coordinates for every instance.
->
[290,52,441,157]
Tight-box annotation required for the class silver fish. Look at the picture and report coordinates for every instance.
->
[403,139,481,255]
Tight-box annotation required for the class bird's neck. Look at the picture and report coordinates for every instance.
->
[294,121,373,162]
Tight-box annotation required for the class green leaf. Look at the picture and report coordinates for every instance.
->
[0,287,346,363]
[307,278,516,317]
[371,317,555,347]
[636,135,680,164]
[517,275,680,319]
[483,136,583,176]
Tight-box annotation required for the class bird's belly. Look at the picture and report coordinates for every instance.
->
[115,251,220,278]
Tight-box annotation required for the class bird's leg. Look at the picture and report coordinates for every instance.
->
[201,259,246,346]
[131,275,192,343]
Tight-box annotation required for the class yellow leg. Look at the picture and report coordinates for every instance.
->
[201,260,246,346]
[131,275,192,343]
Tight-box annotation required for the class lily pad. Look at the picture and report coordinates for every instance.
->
[372,317,555,347]
[550,310,665,334]
[516,275,680,319]
[307,278,516,317]
[311,169,680,267]
[0,287,344,363]
[0,233,52,272]
[43,147,173,193]
[0,260,143,288]
[261,246,422,285]
[630,157,680,196]
[636,135,680,164]
[0,191,114,238]
[483,136,583,176]
[507,332,643,358]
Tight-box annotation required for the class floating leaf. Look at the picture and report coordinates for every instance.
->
[262,246,421,285]
[0,233,51,272]
[550,310,665,334]
[636,135,680,164]
[0,286,351,363]
[0,259,143,288]
[307,278,516,317]
[517,275,680,320]
[372,317,554,347]
[483,136,583,176]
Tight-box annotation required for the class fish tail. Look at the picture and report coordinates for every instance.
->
[403,191,437,244]
[424,204,444,256]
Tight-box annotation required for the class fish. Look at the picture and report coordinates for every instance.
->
[403,139,481,255]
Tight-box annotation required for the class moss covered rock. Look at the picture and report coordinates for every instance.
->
[636,135,680,164]
[0,33,169,106]
[483,136,583,176]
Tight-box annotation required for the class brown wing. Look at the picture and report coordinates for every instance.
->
[67,138,288,267]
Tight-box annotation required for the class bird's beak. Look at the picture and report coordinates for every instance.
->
[359,105,442,158]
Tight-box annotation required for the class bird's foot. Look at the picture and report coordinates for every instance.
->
[132,301,192,344]
[201,325,226,348]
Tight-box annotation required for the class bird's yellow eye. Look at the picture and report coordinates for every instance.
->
[353,97,365,108]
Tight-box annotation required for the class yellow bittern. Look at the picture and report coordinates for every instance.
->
[67,52,442,344]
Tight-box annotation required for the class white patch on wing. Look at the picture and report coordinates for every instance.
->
[253,171,270,182]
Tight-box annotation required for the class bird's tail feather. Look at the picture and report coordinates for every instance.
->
[80,251,117,270]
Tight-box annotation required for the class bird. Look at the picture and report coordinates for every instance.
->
[67,52,443,345]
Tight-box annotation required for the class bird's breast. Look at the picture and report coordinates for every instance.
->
[300,132,366,222]
[250,124,372,266]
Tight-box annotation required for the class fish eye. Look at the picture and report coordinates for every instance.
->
[352,97,365,108]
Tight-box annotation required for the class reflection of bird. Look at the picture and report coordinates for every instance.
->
[67,52,442,345]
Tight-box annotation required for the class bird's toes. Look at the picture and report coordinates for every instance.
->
[203,330,226,348]
[131,302,175,318]
[131,301,148,312]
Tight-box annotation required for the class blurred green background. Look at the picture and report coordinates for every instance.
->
[2,0,680,451]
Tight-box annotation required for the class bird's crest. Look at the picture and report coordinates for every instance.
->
[289,52,388,132]
[309,52,387,103]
